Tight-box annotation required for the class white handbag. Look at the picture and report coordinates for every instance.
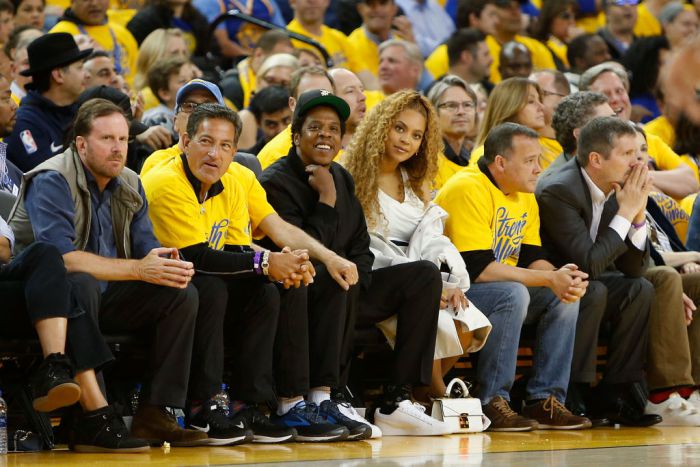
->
[431,379,491,433]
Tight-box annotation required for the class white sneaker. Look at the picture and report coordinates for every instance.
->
[645,393,700,426]
[686,390,700,411]
[336,402,382,439]
[374,400,452,436]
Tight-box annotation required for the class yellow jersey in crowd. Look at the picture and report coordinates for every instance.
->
[142,155,276,248]
[435,166,542,264]
[287,19,366,74]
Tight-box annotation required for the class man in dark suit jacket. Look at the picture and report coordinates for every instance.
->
[536,116,659,427]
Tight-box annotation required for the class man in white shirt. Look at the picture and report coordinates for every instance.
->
[537,115,698,426]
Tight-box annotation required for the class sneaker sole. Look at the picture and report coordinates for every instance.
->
[174,434,251,447]
[375,422,452,436]
[294,433,349,442]
[253,433,296,443]
[33,383,81,412]
[73,444,151,453]
[535,422,592,430]
[347,426,373,441]
[487,426,535,432]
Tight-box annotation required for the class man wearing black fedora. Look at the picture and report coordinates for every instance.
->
[5,32,90,172]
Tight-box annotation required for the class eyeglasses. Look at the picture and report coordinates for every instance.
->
[437,101,476,112]
[177,102,205,114]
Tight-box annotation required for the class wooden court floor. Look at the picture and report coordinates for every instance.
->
[4,426,700,466]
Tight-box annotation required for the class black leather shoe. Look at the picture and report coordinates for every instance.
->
[605,394,662,427]
[566,383,610,428]
[30,353,81,412]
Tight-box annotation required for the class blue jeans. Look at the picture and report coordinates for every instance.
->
[467,282,579,404]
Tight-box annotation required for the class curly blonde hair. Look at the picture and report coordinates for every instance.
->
[345,90,442,230]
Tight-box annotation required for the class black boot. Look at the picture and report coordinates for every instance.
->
[598,383,662,427]
[70,405,151,453]
[566,382,610,427]
[30,353,81,413]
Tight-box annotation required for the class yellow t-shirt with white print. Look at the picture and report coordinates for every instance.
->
[434,167,541,264]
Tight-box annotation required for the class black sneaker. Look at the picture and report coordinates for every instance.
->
[186,400,253,446]
[70,405,150,453]
[230,406,296,443]
[270,401,349,442]
[319,399,372,440]
[30,353,81,412]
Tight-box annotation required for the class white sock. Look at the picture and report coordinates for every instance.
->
[276,396,304,416]
[308,387,331,405]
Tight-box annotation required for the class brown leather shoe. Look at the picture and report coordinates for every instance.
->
[131,404,208,446]
[523,395,592,430]
[482,396,537,432]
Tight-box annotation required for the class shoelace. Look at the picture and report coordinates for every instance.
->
[493,397,519,418]
[404,402,437,423]
[101,410,127,439]
[542,396,570,420]
[299,402,325,424]
[206,403,238,429]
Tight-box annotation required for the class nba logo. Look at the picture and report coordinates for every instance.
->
[20,130,38,154]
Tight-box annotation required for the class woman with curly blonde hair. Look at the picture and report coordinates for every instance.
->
[345,90,441,231]
[345,90,492,401]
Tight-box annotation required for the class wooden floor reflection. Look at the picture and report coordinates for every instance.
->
[4,427,700,466]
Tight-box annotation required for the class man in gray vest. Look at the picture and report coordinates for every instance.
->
[9,99,244,449]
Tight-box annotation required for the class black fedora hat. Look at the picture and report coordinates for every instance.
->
[21,33,93,77]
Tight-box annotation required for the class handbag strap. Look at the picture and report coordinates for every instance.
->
[444,378,470,398]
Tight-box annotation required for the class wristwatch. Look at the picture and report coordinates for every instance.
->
[261,250,270,276]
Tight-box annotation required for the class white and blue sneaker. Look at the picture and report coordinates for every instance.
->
[270,401,349,442]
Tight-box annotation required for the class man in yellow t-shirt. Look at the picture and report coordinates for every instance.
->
[142,102,361,442]
[287,0,374,87]
[50,0,138,85]
[348,0,414,80]
[581,63,699,198]
[436,122,589,431]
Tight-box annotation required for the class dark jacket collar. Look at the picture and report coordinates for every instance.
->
[180,154,225,201]
[443,138,471,167]
[285,145,337,182]
[477,157,503,191]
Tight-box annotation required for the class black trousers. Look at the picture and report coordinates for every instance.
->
[70,273,199,408]
[570,273,653,385]
[208,276,281,404]
[0,243,112,373]
[357,261,441,387]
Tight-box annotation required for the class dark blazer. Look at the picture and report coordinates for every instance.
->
[536,157,649,279]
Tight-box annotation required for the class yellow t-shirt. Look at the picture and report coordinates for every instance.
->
[50,20,138,86]
[539,136,563,170]
[649,191,689,243]
[486,35,557,84]
[348,27,381,77]
[140,144,180,177]
[435,167,541,264]
[647,133,684,171]
[467,136,554,169]
[425,44,448,81]
[681,193,697,218]
[434,152,466,191]
[634,3,662,37]
[142,154,276,248]
[681,155,700,184]
[425,35,557,84]
[546,37,569,68]
[645,115,675,148]
[237,58,256,109]
[287,19,366,73]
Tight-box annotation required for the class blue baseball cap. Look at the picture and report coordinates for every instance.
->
[175,79,225,110]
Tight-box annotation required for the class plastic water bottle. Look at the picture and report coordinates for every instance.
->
[130,384,142,416]
[0,390,8,454]
[214,384,231,417]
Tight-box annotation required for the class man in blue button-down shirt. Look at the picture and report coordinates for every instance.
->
[14,99,235,450]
